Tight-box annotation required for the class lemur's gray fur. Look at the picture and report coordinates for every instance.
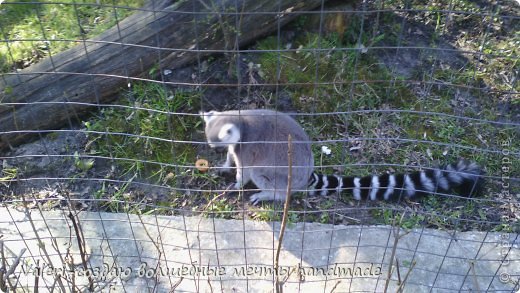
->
[201,109,314,203]
[201,109,483,204]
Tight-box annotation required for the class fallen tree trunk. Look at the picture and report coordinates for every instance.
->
[0,0,327,151]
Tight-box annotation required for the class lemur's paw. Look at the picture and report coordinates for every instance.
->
[233,181,243,190]
[249,194,261,205]
[249,192,275,205]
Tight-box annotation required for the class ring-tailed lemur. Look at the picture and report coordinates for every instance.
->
[201,109,483,205]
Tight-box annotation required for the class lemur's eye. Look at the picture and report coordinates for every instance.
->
[227,129,232,134]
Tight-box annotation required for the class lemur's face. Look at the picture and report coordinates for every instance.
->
[200,111,241,151]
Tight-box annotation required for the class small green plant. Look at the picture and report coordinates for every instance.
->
[252,205,282,222]
[374,208,426,230]
[209,198,235,219]
[0,167,18,187]
[73,151,95,173]
[319,212,330,224]
[288,212,300,225]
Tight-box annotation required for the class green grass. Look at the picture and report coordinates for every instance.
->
[85,82,201,184]
[0,167,18,186]
[203,197,236,219]
[0,0,144,72]
[257,33,414,114]
[255,31,417,166]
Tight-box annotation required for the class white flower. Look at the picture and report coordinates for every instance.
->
[321,146,332,155]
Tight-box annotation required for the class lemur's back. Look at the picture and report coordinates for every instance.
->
[201,109,314,202]
[228,110,314,189]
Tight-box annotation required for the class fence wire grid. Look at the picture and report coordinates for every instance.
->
[0,0,519,292]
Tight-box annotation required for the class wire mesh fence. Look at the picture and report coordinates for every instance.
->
[0,0,519,291]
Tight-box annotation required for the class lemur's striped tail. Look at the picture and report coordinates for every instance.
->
[308,160,483,200]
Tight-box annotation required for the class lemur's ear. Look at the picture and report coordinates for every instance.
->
[199,111,217,124]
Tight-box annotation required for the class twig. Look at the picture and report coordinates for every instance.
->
[61,202,84,292]
[68,257,76,293]
[0,240,6,292]
[334,213,361,224]
[0,240,26,292]
[201,183,234,215]
[136,212,163,291]
[396,260,416,293]
[169,277,184,293]
[67,211,94,291]
[396,257,401,283]
[330,280,341,292]
[197,183,234,240]
[468,260,481,292]
[383,212,406,293]
[275,135,293,293]
[91,276,118,293]
[21,196,67,292]
[34,259,39,293]
[207,272,214,293]
[197,0,236,75]
[190,184,234,292]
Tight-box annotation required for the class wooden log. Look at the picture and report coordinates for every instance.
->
[0,0,328,151]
